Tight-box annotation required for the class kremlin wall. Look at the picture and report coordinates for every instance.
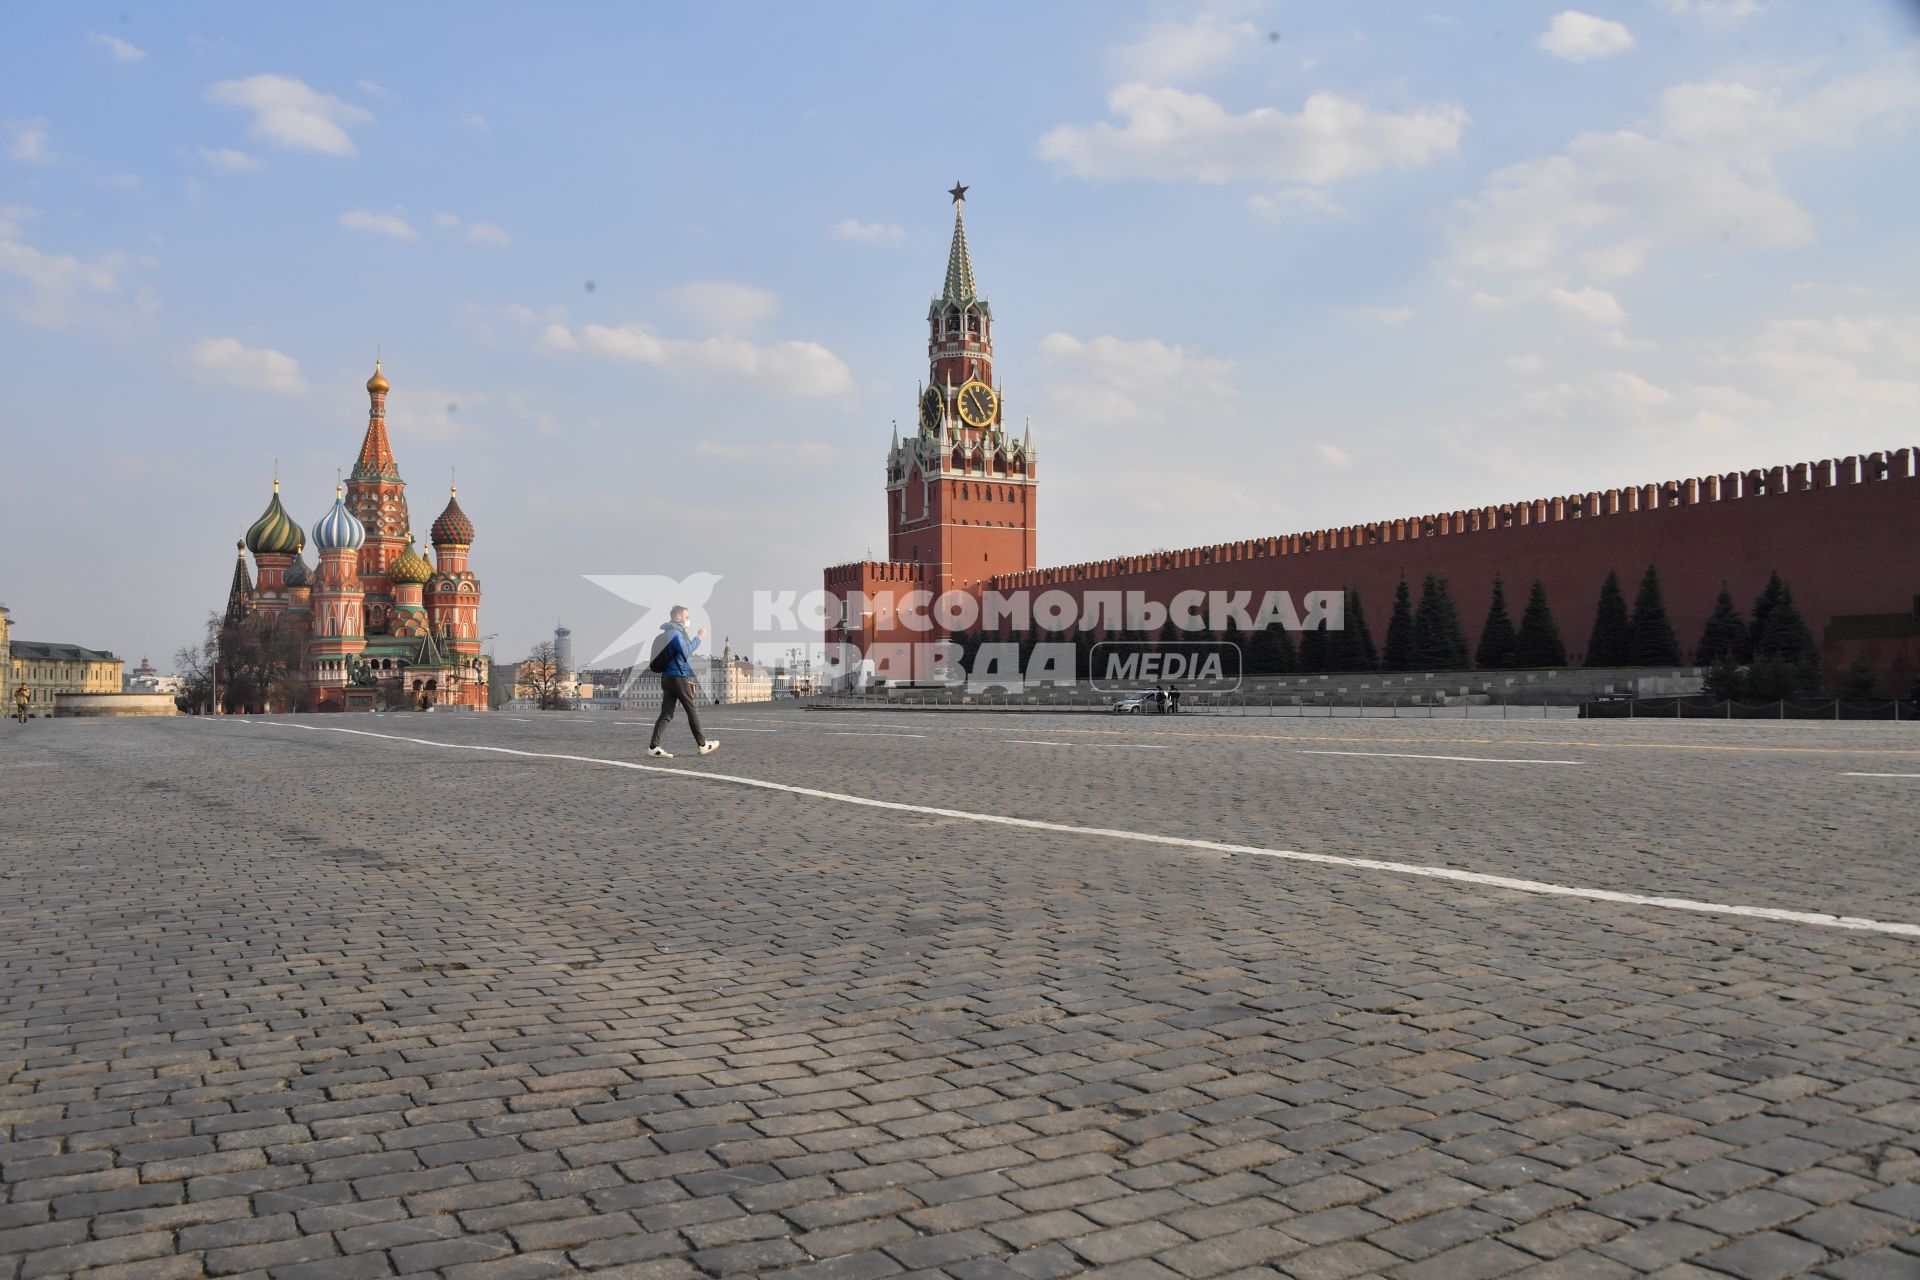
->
[825,193,1920,695]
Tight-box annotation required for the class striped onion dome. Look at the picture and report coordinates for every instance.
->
[430,488,475,546]
[386,536,434,585]
[283,551,311,589]
[244,483,305,555]
[312,486,366,551]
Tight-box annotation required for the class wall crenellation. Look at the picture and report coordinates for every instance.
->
[990,449,1916,591]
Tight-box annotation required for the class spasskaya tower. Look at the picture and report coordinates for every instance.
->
[885,184,1037,596]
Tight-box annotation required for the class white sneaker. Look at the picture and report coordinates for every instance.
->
[648,746,673,759]
[698,740,720,756]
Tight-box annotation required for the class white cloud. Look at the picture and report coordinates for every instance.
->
[1655,0,1762,22]
[1537,11,1634,63]
[1522,370,1673,420]
[834,218,907,243]
[694,440,835,468]
[1038,85,1466,186]
[1505,353,1544,373]
[205,75,373,157]
[1036,332,1236,426]
[1447,60,1920,322]
[459,113,491,132]
[185,337,307,395]
[1735,312,1920,414]
[0,209,151,329]
[1112,13,1261,83]
[1248,187,1346,220]
[1469,291,1508,310]
[338,209,417,240]
[89,33,147,62]
[198,146,262,173]
[1547,286,1627,326]
[669,281,779,334]
[5,119,51,164]
[1338,304,1411,326]
[433,213,510,246]
[1315,444,1353,468]
[547,321,854,396]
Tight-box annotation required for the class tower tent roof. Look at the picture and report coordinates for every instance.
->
[943,202,976,304]
[351,362,402,482]
[225,541,252,625]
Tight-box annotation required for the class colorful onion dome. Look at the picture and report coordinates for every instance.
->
[244,481,305,555]
[284,551,311,589]
[366,359,389,394]
[387,535,433,585]
[313,485,366,551]
[430,487,475,546]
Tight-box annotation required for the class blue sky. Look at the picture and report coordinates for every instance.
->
[3,2,1918,669]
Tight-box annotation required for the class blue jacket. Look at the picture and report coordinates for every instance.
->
[657,622,700,678]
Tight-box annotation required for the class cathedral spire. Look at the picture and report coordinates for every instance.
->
[224,541,252,627]
[352,360,400,482]
[943,184,976,303]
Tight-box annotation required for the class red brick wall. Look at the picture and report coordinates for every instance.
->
[987,453,1918,668]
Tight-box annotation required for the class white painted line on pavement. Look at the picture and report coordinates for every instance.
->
[1301,750,1585,766]
[823,731,926,738]
[1012,740,1172,749]
[257,720,1920,940]
[1841,772,1920,778]
[497,716,532,722]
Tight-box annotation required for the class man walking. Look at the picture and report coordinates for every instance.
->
[649,606,719,758]
[13,683,28,724]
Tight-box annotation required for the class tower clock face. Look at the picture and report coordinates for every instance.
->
[957,380,997,427]
[919,385,943,433]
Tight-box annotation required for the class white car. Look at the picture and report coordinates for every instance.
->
[1111,690,1163,714]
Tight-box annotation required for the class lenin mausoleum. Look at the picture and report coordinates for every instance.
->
[824,190,1920,694]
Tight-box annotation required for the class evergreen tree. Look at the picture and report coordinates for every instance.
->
[1627,565,1682,666]
[1585,570,1632,667]
[1512,580,1568,668]
[1444,587,1471,667]
[1702,652,1747,701]
[1296,616,1330,672]
[1838,653,1881,701]
[1411,574,1470,669]
[1219,616,1247,682]
[1327,588,1377,672]
[1248,622,1295,675]
[1381,577,1415,671]
[1754,580,1819,694]
[1157,616,1182,650]
[1692,583,1748,666]
[1474,575,1518,670]
[1748,571,1785,662]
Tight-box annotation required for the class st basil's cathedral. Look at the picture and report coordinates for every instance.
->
[219,362,487,711]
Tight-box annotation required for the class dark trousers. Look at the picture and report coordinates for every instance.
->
[650,675,706,749]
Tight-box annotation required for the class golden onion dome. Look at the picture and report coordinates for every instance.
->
[386,535,433,585]
[366,360,390,394]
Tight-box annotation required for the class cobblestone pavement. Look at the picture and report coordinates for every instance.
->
[1,709,1915,1280]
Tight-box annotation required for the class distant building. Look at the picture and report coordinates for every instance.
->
[124,656,184,697]
[707,644,774,705]
[2,604,123,718]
